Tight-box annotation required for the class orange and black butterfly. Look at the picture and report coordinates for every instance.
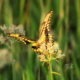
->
[8,11,59,55]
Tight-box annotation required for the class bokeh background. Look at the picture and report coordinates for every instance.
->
[0,0,80,80]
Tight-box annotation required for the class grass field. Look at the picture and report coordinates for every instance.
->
[0,0,80,80]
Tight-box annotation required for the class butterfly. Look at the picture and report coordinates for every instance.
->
[7,11,61,60]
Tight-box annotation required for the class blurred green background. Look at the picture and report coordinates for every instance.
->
[0,0,80,80]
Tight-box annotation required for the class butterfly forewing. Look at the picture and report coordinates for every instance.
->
[7,33,34,44]
[38,11,54,43]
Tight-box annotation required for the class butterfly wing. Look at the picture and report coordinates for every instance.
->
[7,33,34,44]
[38,11,54,43]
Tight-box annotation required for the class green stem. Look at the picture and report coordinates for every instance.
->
[49,58,53,80]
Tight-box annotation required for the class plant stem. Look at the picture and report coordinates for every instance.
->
[49,58,53,80]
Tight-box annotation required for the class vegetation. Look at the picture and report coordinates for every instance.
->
[0,0,80,80]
